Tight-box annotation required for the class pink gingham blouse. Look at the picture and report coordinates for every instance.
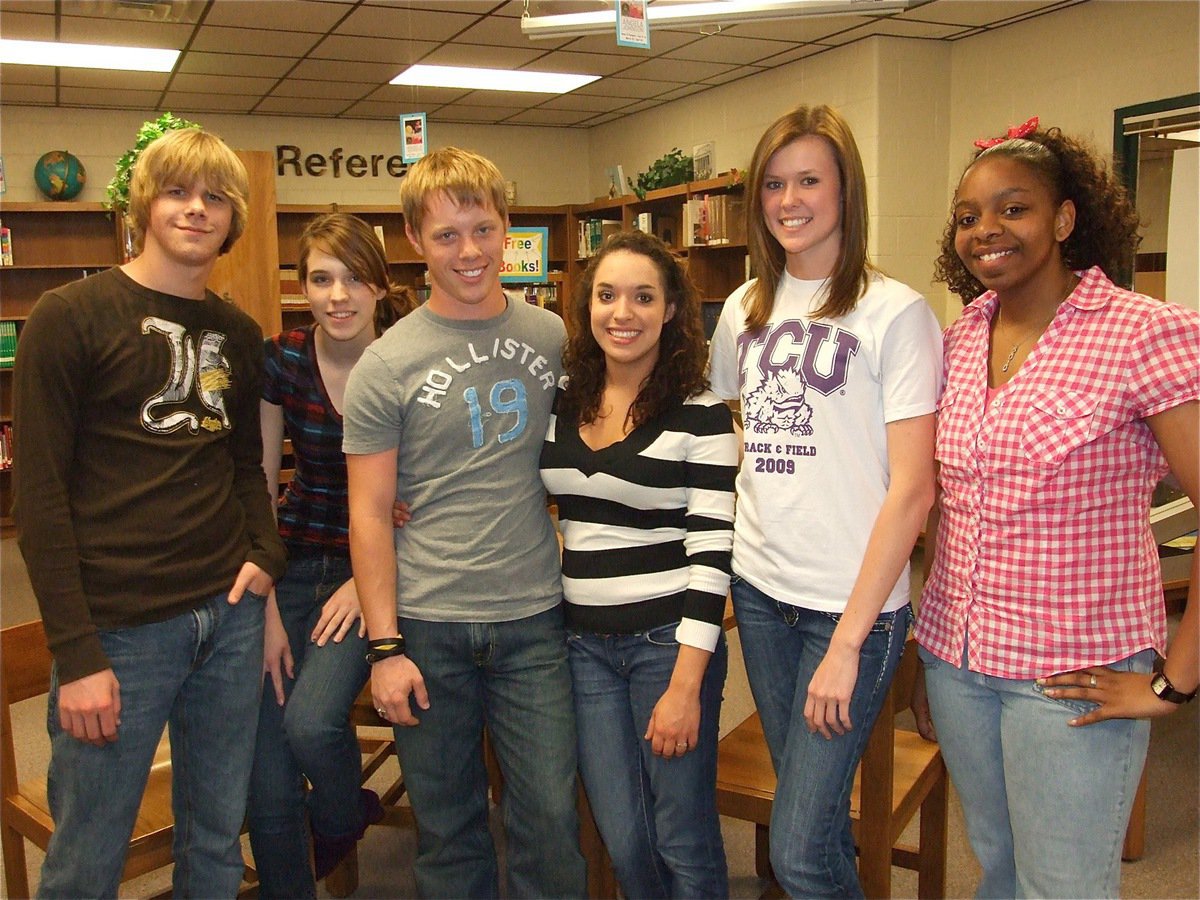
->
[915,267,1200,679]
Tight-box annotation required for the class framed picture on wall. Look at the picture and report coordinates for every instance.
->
[400,112,427,163]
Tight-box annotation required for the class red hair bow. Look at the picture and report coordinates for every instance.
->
[973,116,1039,150]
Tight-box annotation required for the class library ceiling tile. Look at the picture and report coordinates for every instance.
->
[311,34,439,64]
[59,86,161,108]
[287,58,406,83]
[618,57,740,83]
[536,93,633,113]
[419,43,545,70]
[0,10,56,41]
[361,83,471,105]
[202,0,348,32]
[0,63,56,86]
[0,83,55,104]
[58,69,170,91]
[667,33,798,66]
[56,16,193,48]
[720,14,866,43]
[169,73,280,96]
[505,108,597,126]
[423,104,528,123]
[1,0,1107,126]
[453,10,575,50]
[158,92,261,114]
[255,95,354,116]
[575,77,687,100]
[268,79,374,101]
[520,51,639,78]
[700,65,770,88]
[333,5,478,41]
[188,25,323,57]
[175,52,296,79]
[896,1,1078,28]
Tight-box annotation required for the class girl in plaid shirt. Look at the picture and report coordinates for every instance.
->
[915,124,1199,898]
[248,214,415,897]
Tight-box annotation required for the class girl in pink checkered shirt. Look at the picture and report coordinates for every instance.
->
[915,123,1198,898]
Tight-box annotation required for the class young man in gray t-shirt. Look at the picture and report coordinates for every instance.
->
[343,147,585,898]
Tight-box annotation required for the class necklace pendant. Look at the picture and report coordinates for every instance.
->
[1001,344,1020,373]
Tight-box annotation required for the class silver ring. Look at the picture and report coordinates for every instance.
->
[376,707,388,717]
[1089,674,1097,689]
[675,741,688,750]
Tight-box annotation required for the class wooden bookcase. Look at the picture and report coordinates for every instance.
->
[567,173,748,309]
[0,201,122,529]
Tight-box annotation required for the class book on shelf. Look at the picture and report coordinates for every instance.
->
[0,222,11,266]
[633,211,652,234]
[0,423,12,471]
[577,218,622,258]
[682,194,745,247]
[278,267,307,310]
[0,320,16,369]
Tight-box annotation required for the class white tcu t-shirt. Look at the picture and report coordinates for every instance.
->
[709,271,942,613]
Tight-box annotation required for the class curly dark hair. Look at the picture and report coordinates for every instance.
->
[935,127,1142,303]
[559,230,710,429]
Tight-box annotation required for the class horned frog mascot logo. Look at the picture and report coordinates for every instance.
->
[743,364,814,435]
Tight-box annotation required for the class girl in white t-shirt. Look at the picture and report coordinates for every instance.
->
[708,103,942,898]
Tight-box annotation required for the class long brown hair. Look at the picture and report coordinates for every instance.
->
[298,213,416,334]
[559,230,709,429]
[744,104,875,329]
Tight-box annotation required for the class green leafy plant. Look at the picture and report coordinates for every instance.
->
[104,112,202,211]
[627,148,694,199]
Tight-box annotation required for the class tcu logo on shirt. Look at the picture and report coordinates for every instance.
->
[738,319,861,395]
[737,320,860,435]
[140,317,231,435]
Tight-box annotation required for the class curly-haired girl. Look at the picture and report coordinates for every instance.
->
[915,122,1199,898]
[540,230,738,897]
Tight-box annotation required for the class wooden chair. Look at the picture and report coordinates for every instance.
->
[716,638,948,899]
[1,619,175,898]
[1,619,257,899]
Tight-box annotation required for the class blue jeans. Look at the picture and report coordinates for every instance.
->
[247,554,369,899]
[39,591,264,899]
[392,605,587,899]
[568,624,729,899]
[731,576,910,899]
[920,642,1153,899]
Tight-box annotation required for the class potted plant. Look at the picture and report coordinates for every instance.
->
[627,148,694,200]
[106,112,201,259]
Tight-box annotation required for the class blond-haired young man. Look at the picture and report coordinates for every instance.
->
[13,127,285,898]
[345,147,586,898]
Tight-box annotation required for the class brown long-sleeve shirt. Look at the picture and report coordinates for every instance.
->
[13,267,286,682]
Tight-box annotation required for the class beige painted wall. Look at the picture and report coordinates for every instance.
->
[0,107,590,207]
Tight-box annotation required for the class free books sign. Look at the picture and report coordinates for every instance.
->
[501,227,548,283]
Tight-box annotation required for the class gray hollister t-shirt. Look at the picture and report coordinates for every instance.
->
[343,298,565,623]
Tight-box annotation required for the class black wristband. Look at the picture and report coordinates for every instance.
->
[365,635,406,665]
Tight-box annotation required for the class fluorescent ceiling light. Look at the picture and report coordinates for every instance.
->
[391,64,599,94]
[522,0,911,40]
[0,38,179,72]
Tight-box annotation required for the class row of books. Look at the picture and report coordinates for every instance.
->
[279,268,307,310]
[1,221,12,266]
[683,193,746,247]
[0,423,12,471]
[577,217,623,258]
[0,320,16,369]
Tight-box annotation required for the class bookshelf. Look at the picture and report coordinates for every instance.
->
[0,201,122,530]
[567,173,748,308]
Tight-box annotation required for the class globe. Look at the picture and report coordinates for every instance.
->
[34,151,87,201]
